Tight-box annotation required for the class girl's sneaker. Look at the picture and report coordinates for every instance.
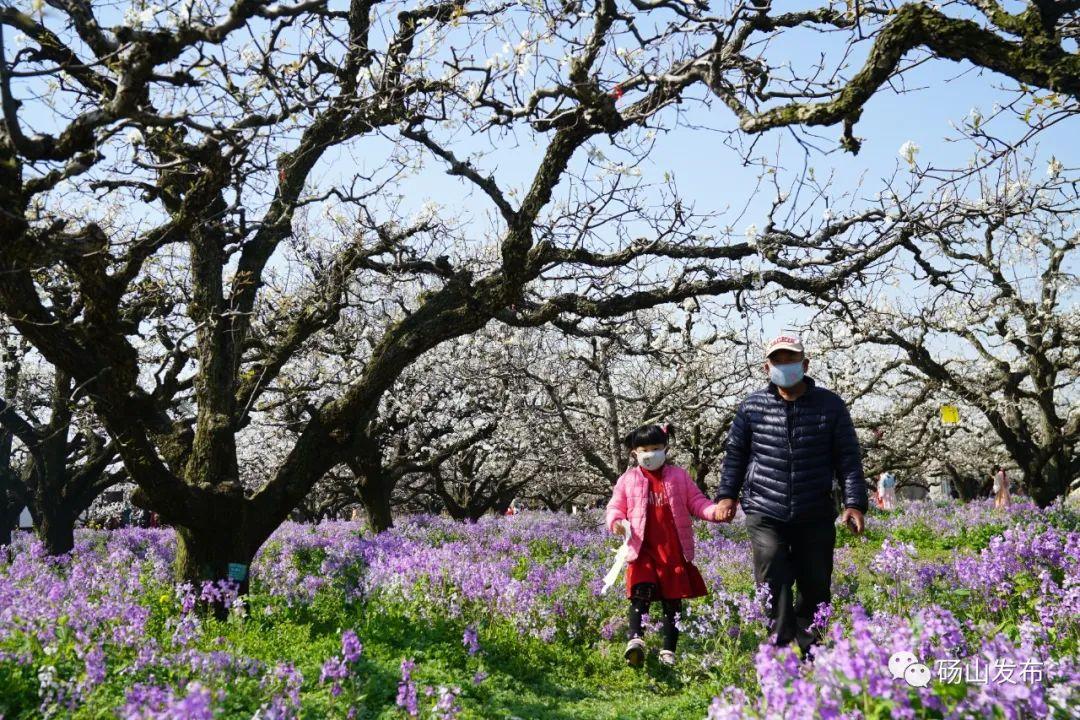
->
[624,638,645,667]
[658,650,676,666]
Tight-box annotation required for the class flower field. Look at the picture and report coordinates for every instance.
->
[1,499,1077,719]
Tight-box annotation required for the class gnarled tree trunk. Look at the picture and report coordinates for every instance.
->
[158,489,272,619]
[0,498,21,547]
[1025,450,1072,508]
[33,501,80,556]
[358,478,395,533]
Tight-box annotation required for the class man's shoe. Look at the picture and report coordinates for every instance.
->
[624,637,645,667]
[658,650,676,666]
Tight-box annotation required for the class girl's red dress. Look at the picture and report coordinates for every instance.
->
[625,465,708,600]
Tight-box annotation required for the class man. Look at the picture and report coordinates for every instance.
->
[714,334,867,658]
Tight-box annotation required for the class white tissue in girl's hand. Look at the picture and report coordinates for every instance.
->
[600,525,632,594]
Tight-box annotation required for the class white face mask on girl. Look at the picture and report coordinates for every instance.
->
[635,449,666,471]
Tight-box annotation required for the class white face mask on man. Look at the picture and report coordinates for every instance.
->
[768,360,805,388]
[634,448,666,471]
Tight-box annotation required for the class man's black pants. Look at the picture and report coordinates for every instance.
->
[744,512,835,654]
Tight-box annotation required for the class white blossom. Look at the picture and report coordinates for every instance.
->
[412,200,440,224]
[1047,156,1063,179]
[37,664,58,690]
[822,208,834,222]
[138,4,162,24]
[1003,180,1028,200]
[178,0,195,23]
[898,140,920,167]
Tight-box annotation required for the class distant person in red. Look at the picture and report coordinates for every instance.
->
[605,422,727,667]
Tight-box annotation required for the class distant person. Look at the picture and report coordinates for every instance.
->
[879,471,897,510]
[714,334,868,660]
[606,422,727,668]
[992,465,1011,509]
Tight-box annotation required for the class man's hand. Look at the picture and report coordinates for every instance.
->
[712,499,737,523]
[841,508,865,534]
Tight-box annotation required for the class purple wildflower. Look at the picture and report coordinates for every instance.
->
[462,625,480,655]
[319,656,349,697]
[341,629,363,663]
[396,659,418,717]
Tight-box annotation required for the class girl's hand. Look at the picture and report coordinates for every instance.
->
[712,500,736,523]
[611,519,629,536]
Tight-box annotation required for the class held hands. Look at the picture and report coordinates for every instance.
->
[711,498,737,523]
[841,507,865,534]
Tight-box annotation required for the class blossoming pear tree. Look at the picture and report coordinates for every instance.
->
[0,327,124,553]
[0,0,924,592]
[809,153,1078,506]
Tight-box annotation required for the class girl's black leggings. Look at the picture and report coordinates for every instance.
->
[628,583,682,652]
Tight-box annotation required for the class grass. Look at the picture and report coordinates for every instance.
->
[214,594,743,719]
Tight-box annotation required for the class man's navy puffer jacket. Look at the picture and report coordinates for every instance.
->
[715,375,868,522]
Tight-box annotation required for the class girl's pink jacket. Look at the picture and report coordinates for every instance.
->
[604,463,719,564]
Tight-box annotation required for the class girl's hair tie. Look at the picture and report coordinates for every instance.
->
[660,422,669,435]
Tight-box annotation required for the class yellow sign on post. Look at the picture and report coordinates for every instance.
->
[941,405,960,425]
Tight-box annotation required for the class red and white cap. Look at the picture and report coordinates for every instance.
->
[765,334,804,358]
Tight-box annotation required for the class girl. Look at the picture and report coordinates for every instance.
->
[992,465,1011,509]
[605,422,726,667]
